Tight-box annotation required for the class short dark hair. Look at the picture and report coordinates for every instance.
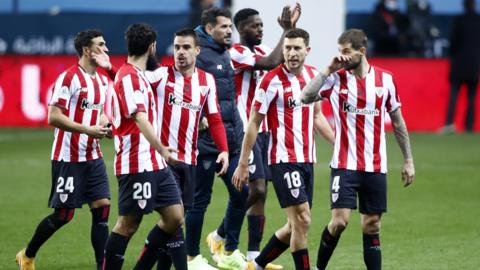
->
[233,8,259,30]
[74,29,103,57]
[124,23,157,56]
[338,29,368,50]
[285,28,310,46]
[201,7,232,27]
[174,28,199,46]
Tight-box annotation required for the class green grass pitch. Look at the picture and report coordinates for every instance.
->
[0,129,479,269]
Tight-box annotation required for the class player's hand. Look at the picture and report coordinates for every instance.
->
[104,123,113,139]
[278,6,293,30]
[216,151,229,176]
[86,125,109,138]
[232,163,249,191]
[198,117,209,131]
[401,159,415,187]
[327,54,352,74]
[290,2,302,28]
[160,146,180,166]
[91,52,112,70]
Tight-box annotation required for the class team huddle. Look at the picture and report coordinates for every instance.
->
[15,4,415,270]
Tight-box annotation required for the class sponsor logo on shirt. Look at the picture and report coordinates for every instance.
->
[168,93,202,111]
[81,98,103,110]
[342,102,379,116]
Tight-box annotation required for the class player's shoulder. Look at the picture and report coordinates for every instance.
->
[230,43,249,53]
[372,65,394,77]
[254,44,272,55]
[58,65,81,85]
[303,64,319,75]
[259,65,282,87]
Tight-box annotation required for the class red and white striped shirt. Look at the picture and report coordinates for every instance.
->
[49,65,108,162]
[318,66,401,173]
[111,63,167,176]
[145,66,222,165]
[230,43,271,132]
[253,64,318,165]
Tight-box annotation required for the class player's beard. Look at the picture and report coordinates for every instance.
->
[245,33,261,47]
[345,58,361,70]
[146,54,158,71]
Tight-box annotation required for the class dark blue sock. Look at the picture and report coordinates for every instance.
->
[255,234,289,268]
[133,225,173,270]
[217,218,226,238]
[185,209,205,256]
[247,215,265,251]
[363,234,381,270]
[25,208,74,258]
[91,206,110,267]
[156,227,187,270]
[292,249,310,270]
[103,232,130,270]
[316,226,341,270]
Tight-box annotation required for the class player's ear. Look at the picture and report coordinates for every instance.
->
[82,46,91,58]
[306,46,311,54]
[205,23,214,35]
[195,45,201,56]
[359,47,366,56]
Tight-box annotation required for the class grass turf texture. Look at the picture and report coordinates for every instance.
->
[0,129,479,269]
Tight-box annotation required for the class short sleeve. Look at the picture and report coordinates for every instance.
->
[253,76,277,115]
[230,45,261,71]
[118,74,146,118]
[49,71,74,110]
[204,73,220,115]
[385,74,401,112]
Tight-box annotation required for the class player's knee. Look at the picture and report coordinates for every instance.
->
[251,183,267,202]
[114,217,141,237]
[330,218,348,234]
[293,209,311,233]
[362,217,381,234]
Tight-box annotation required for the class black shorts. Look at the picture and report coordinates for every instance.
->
[270,163,314,208]
[169,162,195,210]
[330,169,387,214]
[248,132,272,182]
[117,168,182,216]
[49,159,110,208]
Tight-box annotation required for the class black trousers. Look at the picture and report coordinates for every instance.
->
[445,78,478,132]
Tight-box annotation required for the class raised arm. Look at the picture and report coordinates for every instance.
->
[301,54,351,104]
[389,108,415,187]
[254,3,301,70]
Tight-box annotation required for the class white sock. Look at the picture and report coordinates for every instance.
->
[247,251,260,261]
[213,230,224,241]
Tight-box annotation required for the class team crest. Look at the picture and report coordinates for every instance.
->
[200,86,209,96]
[291,188,299,198]
[138,199,147,209]
[331,193,339,203]
[59,194,68,203]
[249,164,256,174]
[375,87,384,97]
[255,89,265,102]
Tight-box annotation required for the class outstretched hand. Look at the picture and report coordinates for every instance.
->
[278,2,302,30]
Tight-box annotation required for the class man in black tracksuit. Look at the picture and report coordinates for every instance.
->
[184,7,250,270]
